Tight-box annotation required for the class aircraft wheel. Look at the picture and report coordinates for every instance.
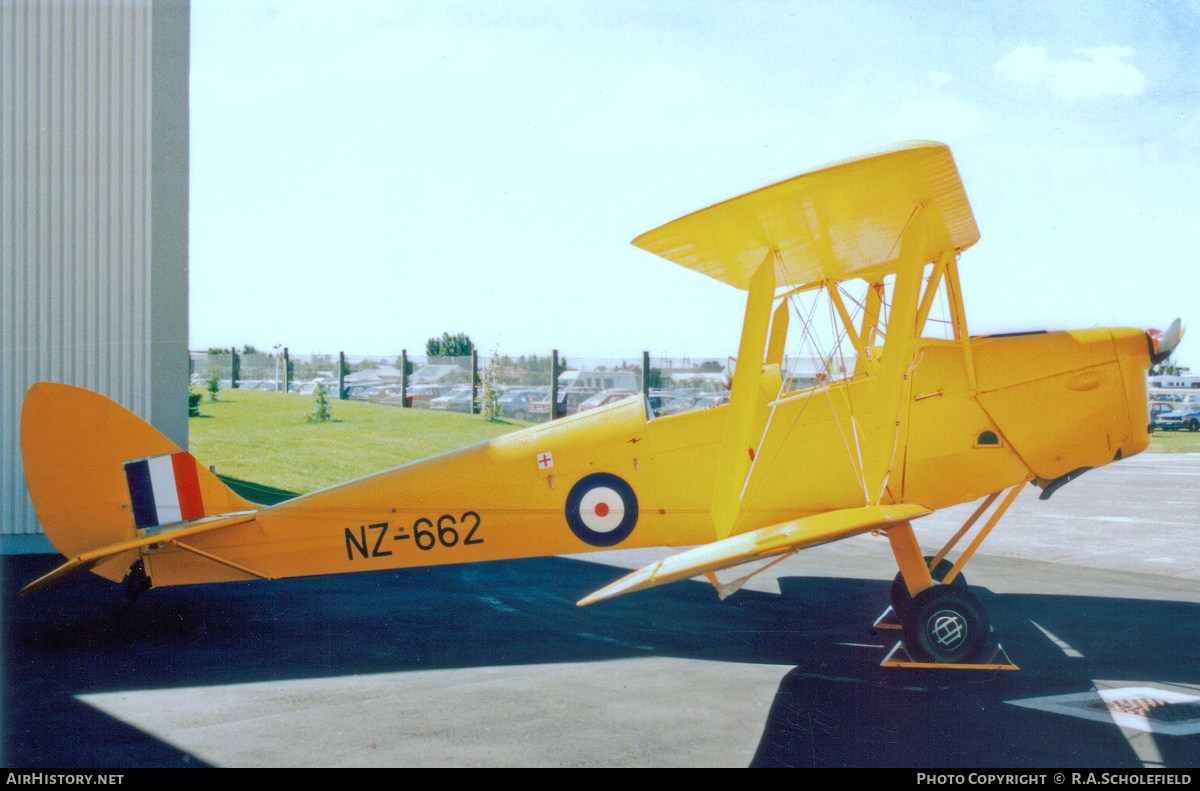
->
[902,585,990,664]
[890,556,965,620]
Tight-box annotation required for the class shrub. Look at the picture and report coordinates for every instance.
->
[206,372,220,402]
[308,382,333,423]
[188,388,202,417]
[479,348,503,421]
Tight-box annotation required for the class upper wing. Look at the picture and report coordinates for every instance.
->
[631,141,978,291]
[577,503,929,606]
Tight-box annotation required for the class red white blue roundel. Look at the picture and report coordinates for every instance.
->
[565,473,639,547]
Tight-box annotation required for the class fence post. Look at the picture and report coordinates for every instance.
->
[231,348,240,389]
[401,349,409,408]
[283,347,290,394]
[338,351,347,399]
[551,349,559,420]
[642,351,650,402]
[471,348,479,414]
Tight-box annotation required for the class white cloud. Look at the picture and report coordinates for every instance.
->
[994,45,1145,99]
[928,70,952,89]
[879,96,985,141]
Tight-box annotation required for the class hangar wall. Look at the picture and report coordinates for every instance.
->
[1,0,190,551]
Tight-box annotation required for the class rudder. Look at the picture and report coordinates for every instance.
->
[20,382,256,581]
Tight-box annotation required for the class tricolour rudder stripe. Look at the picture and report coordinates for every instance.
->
[124,452,208,528]
[124,459,158,529]
[172,452,205,521]
[146,455,181,525]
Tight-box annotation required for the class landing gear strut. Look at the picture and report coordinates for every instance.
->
[879,481,1026,668]
[889,556,966,620]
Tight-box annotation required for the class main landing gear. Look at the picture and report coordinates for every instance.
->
[876,483,1025,669]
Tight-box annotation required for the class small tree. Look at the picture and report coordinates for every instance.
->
[206,371,221,402]
[426,332,474,359]
[308,382,333,423]
[188,386,202,417]
[479,348,503,421]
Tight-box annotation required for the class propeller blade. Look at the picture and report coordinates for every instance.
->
[1149,318,1185,365]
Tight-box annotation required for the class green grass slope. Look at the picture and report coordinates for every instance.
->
[188,389,530,494]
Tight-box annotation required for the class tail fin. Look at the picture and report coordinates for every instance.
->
[20,383,257,582]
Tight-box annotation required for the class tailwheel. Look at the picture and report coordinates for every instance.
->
[889,556,966,620]
[901,585,990,664]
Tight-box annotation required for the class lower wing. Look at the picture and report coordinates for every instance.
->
[577,503,930,606]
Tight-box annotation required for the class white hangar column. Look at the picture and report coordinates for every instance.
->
[1,0,190,552]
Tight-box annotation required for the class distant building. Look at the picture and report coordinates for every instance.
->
[345,365,404,383]
[558,370,640,391]
[1149,368,1199,390]
[410,364,460,384]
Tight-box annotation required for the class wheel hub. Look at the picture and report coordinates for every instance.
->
[927,609,968,650]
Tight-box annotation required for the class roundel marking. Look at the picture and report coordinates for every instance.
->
[565,473,639,547]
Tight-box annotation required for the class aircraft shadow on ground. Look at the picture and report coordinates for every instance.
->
[4,554,1198,767]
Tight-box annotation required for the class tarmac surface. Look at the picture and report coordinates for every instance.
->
[3,453,1199,767]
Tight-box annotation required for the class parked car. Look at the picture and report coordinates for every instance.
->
[657,395,697,416]
[378,384,449,408]
[577,389,638,413]
[429,387,475,413]
[1150,400,1176,431]
[692,392,730,410]
[1156,403,1200,432]
[646,390,679,417]
[528,388,598,420]
[342,383,377,400]
[498,389,545,421]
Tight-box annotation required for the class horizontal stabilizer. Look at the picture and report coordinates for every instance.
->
[577,504,930,606]
[19,511,257,597]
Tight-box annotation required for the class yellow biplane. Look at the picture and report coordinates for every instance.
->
[20,141,1182,665]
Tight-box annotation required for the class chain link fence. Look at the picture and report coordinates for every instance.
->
[189,345,844,424]
[190,345,748,424]
[190,348,850,423]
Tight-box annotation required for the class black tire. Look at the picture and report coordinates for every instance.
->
[902,585,990,664]
[890,556,966,619]
[1190,419,1198,432]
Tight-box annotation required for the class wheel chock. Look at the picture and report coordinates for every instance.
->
[881,640,1019,670]
[871,605,903,631]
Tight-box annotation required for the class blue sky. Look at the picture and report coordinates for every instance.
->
[189,0,1200,368]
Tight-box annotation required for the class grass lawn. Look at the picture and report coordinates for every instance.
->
[1147,429,1200,453]
[189,389,531,494]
